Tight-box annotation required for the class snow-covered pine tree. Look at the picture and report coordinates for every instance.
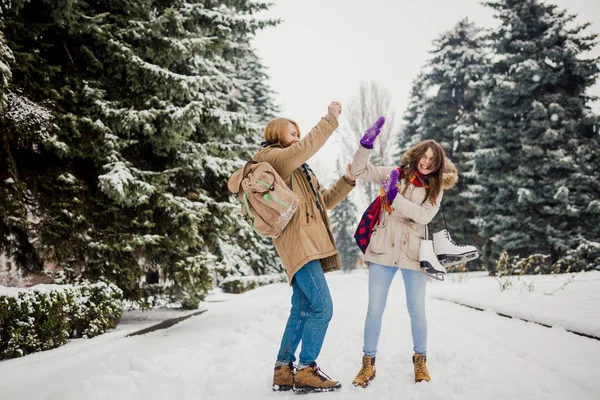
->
[1,0,280,306]
[395,72,429,157]
[0,2,67,275]
[1,0,166,296]
[0,29,10,110]
[329,159,360,271]
[396,20,490,266]
[236,49,280,125]
[0,28,23,263]
[421,19,490,263]
[216,47,282,282]
[85,0,281,306]
[474,0,599,271]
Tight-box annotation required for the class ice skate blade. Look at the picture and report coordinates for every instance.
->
[422,271,445,281]
[420,261,446,281]
[438,251,479,267]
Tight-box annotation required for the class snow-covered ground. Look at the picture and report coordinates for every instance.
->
[1,270,599,400]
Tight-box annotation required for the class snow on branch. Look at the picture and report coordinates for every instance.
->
[0,33,13,109]
[105,39,232,103]
[1,92,56,138]
[98,161,157,207]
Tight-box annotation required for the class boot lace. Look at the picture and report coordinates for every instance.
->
[414,357,427,375]
[313,366,333,382]
[445,230,467,247]
[357,360,371,380]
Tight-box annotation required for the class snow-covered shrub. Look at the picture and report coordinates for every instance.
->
[0,291,71,359]
[0,282,123,360]
[69,282,124,338]
[140,281,203,310]
[552,241,600,273]
[140,283,173,310]
[220,274,287,294]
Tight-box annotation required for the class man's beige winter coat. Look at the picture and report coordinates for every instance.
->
[254,114,355,283]
[350,146,458,272]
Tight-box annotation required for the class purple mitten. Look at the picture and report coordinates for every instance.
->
[360,116,386,149]
[384,169,399,203]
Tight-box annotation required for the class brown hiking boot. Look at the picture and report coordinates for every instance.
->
[413,354,431,382]
[272,362,294,391]
[352,355,376,388]
[294,362,342,393]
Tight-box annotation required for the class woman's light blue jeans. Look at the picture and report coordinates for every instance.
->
[363,263,428,356]
[276,259,333,366]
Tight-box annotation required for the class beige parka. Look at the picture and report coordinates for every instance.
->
[350,145,458,272]
[254,114,355,282]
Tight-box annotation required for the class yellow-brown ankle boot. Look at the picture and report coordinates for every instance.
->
[352,355,376,388]
[272,362,294,391]
[294,362,341,393]
[413,354,430,382]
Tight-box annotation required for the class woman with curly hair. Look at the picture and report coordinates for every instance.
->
[349,132,458,387]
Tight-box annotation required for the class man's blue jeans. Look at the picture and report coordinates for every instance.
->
[363,263,428,356]
[276,259,333,366]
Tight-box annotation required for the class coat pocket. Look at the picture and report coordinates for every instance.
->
[300,201,313,227]
[406,231,423,261]
[369,223,391,254]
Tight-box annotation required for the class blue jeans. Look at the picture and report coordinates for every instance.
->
[276,259,333,366]
[363,263,428,356]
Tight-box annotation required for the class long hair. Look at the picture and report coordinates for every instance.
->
[402,140,446,206]
[263,118,301,146]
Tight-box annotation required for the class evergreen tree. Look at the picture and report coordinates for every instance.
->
[0,29,10,109]
[396,72,428,155]
[216,46,282,282]
[329,159,360,271]
[1,0,280,306]
[86,1,281,305]
[396,19,490,268]
[473,0,599,271]
[421,19,490,265]
[0,1,60,274]
[236,49,280,126]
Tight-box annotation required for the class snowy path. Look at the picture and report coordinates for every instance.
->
[1,270,599,400]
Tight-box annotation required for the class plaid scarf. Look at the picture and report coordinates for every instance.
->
[354,166,429,254]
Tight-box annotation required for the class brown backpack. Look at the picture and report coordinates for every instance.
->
[227,161,300,238]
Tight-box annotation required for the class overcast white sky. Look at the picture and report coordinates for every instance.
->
[252,0,600,178]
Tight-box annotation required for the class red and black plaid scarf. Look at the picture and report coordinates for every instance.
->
[354,166,429,253]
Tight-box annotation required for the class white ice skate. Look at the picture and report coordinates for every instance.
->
[419,240,446,281]
[433,229,479,267]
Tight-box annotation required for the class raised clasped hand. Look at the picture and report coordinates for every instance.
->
[328,101,342,119]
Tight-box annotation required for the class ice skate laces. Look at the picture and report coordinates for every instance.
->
[445,230,466,247]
